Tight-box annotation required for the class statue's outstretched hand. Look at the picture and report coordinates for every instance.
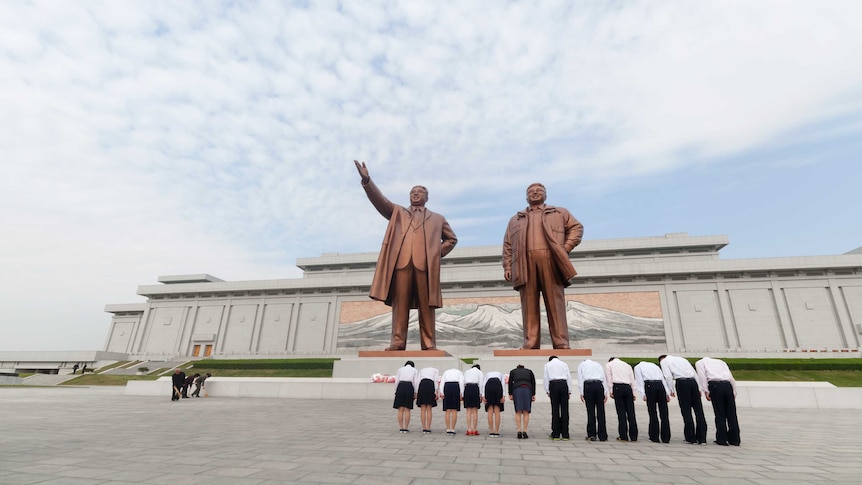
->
[354,160,370,184]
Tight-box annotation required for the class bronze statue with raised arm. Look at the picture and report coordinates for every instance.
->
[354,160,458,351]
[502,183,584,349]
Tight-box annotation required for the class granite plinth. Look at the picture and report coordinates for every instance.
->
[358,349,450,357]
[493,348,592,357]
[333,354,463,378]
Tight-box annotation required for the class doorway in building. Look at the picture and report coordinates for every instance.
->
[192,345,201,357]
[204,345,213,357]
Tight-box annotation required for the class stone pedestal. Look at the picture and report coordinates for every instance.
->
[358,349,450,358]
[333,353,462,379]
[493,348,591,357]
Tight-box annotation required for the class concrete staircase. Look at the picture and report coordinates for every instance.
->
[12,359,194,385]
[22,374,80,386]
[102,360,192,376]
[148,360,193,376]
[101,361,146,376]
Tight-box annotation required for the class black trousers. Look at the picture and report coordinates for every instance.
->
[708,381,740,445]
[583,381,607,440]
[645,380,671,443]
[675,378,707,443]
[548,380,570,439]
[612,383,638,441]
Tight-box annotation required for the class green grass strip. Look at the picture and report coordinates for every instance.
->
[190,358,338,370]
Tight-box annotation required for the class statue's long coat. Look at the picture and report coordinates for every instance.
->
[362,179,457,308]
[502,205,583,290]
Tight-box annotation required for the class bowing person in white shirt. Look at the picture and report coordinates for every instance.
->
[696,357,740,446]
[439,368,465,435]
[463,364,484,436]
[659,354,707,445]
[577,358,609,441]
[634,361,672,443]
[416,367,439,434]
[393,361,419,433]
[605,357,638,442]
[544,356,573,440]
[482,370,506,437]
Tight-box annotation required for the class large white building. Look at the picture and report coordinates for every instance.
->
[104,233,862,359]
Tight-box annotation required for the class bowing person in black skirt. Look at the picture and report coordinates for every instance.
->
[393,361,419,433]
[483,370,506,437]
[463,364,484,436]
[439,368,465,435]
[416,366,440,434]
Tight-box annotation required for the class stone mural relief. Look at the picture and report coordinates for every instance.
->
[338,292,665,352]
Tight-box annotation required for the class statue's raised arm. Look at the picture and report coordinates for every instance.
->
[355,160,396,219]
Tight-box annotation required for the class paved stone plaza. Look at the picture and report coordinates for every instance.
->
[1,386,860,484]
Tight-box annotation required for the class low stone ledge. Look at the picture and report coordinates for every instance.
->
[123,377,862,408]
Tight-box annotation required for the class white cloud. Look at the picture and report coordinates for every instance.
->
[1,0,861,349]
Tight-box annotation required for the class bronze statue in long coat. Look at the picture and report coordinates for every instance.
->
[503,183,583,349]
[355,161,457,350]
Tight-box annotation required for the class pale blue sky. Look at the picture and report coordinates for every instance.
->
[2,1,861,350]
